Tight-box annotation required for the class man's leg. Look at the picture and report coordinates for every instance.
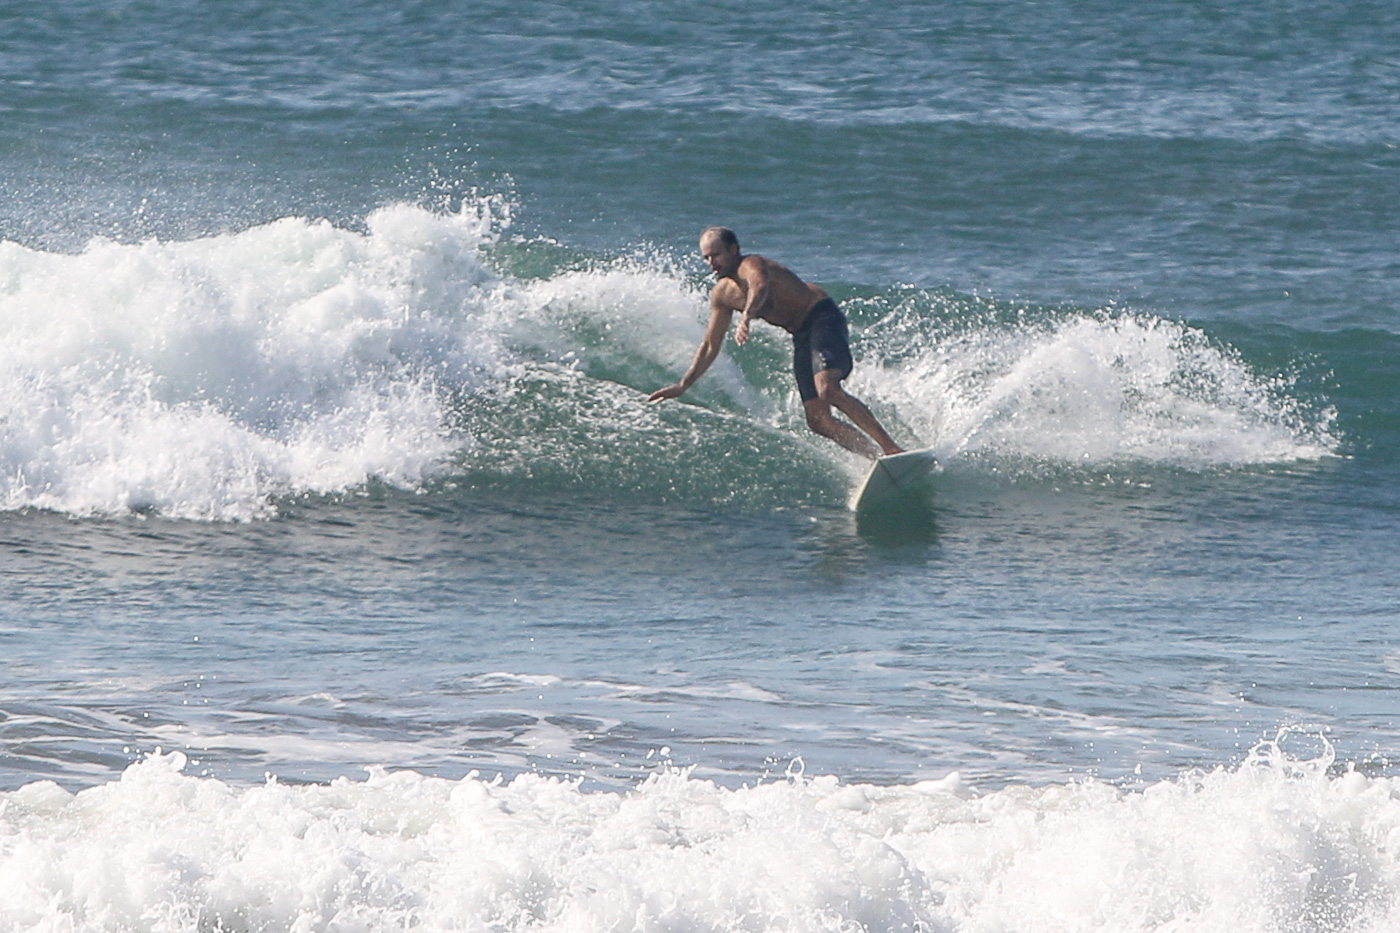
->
[804,395,881,460]
[813,369,903,458]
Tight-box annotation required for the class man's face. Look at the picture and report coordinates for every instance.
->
[700,234,739,277]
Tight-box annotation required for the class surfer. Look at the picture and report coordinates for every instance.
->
[649,227,904,460]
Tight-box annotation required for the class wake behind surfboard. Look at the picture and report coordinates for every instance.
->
[851,448,940,514]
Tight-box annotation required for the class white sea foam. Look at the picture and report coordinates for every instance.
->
[460,673,565,693]
[0,204,511,520]
[576,677,787,704]
[2,735,1397,933]
[863,310,1337,467]
[0,208,766,519]
[0,209,1340,520]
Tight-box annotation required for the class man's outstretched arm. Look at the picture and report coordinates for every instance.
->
[648,304,734,402]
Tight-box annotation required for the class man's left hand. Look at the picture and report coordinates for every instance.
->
[648,384,686,403]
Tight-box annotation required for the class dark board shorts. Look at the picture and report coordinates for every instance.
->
[792,298,854,402]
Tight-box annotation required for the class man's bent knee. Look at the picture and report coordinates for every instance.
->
[804,402,837,436]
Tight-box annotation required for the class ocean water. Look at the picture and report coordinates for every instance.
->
[3,1,1400,930]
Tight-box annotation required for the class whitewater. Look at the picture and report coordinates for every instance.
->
[4,735,1398,933]
[0,204,1335,521]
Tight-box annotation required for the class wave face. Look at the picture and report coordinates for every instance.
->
[1,736,1396,933]
[0,204,1340,520]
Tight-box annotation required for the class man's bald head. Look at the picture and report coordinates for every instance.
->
[700,226,738,250]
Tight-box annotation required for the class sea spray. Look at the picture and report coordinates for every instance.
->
[0,205,793,519]
[0,205,508,519]
[2,735,1397,932]
[0,207,1340,520]
[855,296,1338,468]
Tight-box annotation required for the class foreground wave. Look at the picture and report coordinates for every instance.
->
[0,203,1339,520]
[1,735,1394,932]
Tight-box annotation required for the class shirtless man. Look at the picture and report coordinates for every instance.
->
[649,227,903,460]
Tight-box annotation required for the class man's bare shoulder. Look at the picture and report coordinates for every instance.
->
[737,253,770,274]
[739,253,789,282]
[743,252,807,287]
[710,276,745,310]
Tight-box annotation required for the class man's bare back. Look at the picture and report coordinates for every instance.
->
[711,255,827,335]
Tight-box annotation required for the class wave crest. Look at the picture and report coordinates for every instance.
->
[0,212,1342,519]
[859,300,1337,468]
[0,204,505,519]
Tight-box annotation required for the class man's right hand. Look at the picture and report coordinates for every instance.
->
[648,384,686,403]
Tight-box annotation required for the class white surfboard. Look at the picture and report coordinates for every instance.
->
[852,448,939,513]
